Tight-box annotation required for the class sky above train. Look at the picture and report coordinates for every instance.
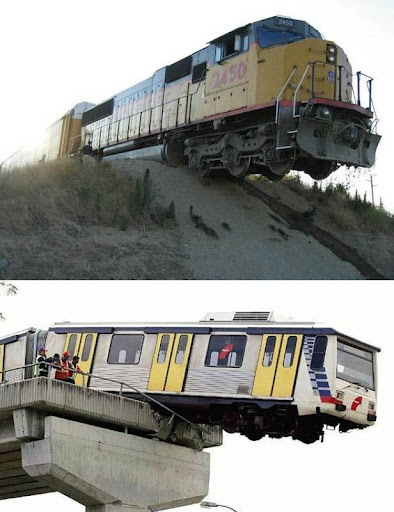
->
[0,0,391,209]
[0,279,392,512]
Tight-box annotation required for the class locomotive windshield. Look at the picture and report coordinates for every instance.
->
[336,341,375,390]
[257,27,303,48]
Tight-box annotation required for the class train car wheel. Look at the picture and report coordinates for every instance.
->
[194,162,212,179]
[227,158,250,179]
[268,158,294,177]
[304,161,337,180]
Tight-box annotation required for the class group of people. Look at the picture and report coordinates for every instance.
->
[35,347,83,384]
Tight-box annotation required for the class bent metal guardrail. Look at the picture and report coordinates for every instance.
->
[0,362,210,436]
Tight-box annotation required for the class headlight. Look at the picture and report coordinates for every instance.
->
[326,44,337,64]
[316,106,331,120]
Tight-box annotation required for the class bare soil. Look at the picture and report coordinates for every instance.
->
[112,159,365,279]
[1,157,388,280]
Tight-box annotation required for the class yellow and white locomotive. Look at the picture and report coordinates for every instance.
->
[0,311,379,444]
[80,14,381,180]
[3,15,380,181]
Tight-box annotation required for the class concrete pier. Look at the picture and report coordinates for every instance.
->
[0,378,222,510]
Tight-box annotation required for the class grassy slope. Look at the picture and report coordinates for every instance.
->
[251,174,394,279]
[0,159,189,279]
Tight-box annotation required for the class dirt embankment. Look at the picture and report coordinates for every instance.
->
[1,158,389,280]
[113,159,373,280]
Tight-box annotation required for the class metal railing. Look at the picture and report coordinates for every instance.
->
[84,70,207,152]
[291,61,374,118]
[275,66,297,123]
[0,362,209,435]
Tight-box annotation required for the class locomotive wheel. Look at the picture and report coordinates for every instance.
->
[194,162,211,179]
[227,158,250,179]
[304,161,337,180]
[268,158,294,177]
[249,164,284,182]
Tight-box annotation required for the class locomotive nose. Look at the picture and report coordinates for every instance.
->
[340,123,361,149]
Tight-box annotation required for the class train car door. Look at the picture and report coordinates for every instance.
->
[147,333,193,392]
[63,332,98,386]
[252,334,283,396]
[272,334,303,397]
[0,343,4,382]
[252,334,303,397]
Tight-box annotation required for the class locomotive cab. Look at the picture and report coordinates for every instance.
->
[334,337,377,426]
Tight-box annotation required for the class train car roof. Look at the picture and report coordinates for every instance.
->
[48,316,381,353]
[0,327,37,345]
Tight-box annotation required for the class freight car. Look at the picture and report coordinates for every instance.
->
[0,311,379,444]
[80,15,381,180]
[1,102,93,170]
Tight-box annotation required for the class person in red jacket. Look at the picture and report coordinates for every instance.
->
[55,351,72,381]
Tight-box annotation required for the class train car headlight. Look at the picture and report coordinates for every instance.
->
[326,44,337,63]
[316,106,331,120]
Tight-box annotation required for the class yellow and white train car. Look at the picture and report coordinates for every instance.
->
[0,311,379,444]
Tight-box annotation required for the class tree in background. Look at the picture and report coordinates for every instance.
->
[0,281,17,320]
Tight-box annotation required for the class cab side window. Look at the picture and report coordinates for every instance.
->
[205,335,247,367]
[108,334,144,364]
[311,336,328,371]
[215,32,249,62]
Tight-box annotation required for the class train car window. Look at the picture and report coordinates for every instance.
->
[257,27,303,49]
[165,56,192,84]
[175,335,188,364]
[310,336,328,371]
[108,334,144,365]
[81,98,114,127]
[337,341,374,390]
[81,334,94,362]
[215,32,249,62]
[68,334,78,355]
[205,335,247,368]
[262,336,277,367]
[192,62,207,83]
[283,336,297,367]
[157,335,171,364]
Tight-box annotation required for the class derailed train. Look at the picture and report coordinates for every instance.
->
[0,311,379,444]
[3,15,380,181]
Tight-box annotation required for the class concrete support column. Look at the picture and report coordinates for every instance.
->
[21,416,210,511]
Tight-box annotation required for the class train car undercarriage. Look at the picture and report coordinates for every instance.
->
[100,100,380,183]
[127,393,365,445]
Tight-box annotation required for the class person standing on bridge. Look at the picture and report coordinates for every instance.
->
[55,351,72,382]
[34,346,50,377]
[68,355,82,384]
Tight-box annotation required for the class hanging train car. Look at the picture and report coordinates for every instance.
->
[0,311,379,444]
[81,15,380,180]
